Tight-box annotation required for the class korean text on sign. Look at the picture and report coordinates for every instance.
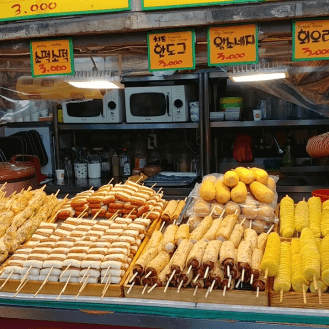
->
[148,30,195,71]
[30,39,74,77]
[293,19,329,61]
[208,24,258,66]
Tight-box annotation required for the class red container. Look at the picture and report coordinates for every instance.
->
[312,189,329,202]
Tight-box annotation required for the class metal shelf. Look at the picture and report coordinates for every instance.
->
[122,73,200,82]
[58,123,199,130]
[210,119,329,128]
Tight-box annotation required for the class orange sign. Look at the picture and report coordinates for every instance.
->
[208,24,258,66]
[148,30,195,71]
[30,39,75,78]
[293,19,329,61]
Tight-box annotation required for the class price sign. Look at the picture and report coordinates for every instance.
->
[148,30,195,71]
[208,24,258,66]
[0,0,129,22]
[30,39,75,78]
[293,19,329,61]
[142,0,259,11]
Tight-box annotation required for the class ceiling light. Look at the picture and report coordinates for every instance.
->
[67,80,122,89]
[231,72,287,82]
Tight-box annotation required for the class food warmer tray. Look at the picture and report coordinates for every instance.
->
[143,171,199,187]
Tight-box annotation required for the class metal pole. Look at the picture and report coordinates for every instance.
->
[52,105,60,170]
[204,72,211,175]
[198,73,204,178]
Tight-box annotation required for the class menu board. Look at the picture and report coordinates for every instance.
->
[30,39,75,78]
[148,30,195,71]
[0,0,130,22]
[293,19,329,61]
[208,24,258,66]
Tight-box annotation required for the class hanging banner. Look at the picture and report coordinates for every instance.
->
[293,19,329,61]
[0,0,130,22]
[142,0,260,11]
[148,30,195,71]
[30,39,75,78]
[208,24,258,66]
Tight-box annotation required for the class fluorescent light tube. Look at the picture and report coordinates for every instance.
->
[231,72,287,82]
[67,80,122,89]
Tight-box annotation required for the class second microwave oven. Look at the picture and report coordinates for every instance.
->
[125,85,196,123]
[62,89,125,124]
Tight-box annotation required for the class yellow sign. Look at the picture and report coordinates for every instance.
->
[142,0,259,10]
[293,19,329,61]
[148,30,195,71]
[0,0,130,22]
[30,39,75,78]
[208,24,258,66]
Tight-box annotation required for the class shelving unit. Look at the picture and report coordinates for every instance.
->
[57,123,199,130]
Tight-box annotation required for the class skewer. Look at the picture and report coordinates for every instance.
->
[223,286,227,296]
[227,266,230,278]
[75,276,89,299]
[318,289,322,305]
[129,272,138,284]
[240,217,246,226]
[102,266,111,284]
[187,265,193,275]
[0,270,14,290]
[177,280,184,293]
[14,280,29,297]
[147,283,158,294]
[27,186,32,192]
[302,284,307,304]
[77,207,88,218]
[280,289,283,303]
[250,274,254,285]
[157,187,163,193]
[256,287,260,298]
[249,221,252,229]
[108,178,114,185]
[144,271,152,279]
[92,209,102,220]
[193,286,198,296]
[20,188,25,193]
[241,268,245,282]
[159,221,166,232]
[313,275,318,290]
[102,275,111,295]
[193,273,200,283]
[209,279,216,293]
[55,189,60,197]
[209,207,216,217]
[236,280,241,288]
[164,270,176,293]
[228,276,232,289]
[80,266,90,283]
[142,284,148,294]
[126,209,135,219]
[0,182,7,191]
[88,186,94,191]
[205,287,211,298]
[17,265,32,291]
[60,263,71,279]
[184,197,187,202]
[64,193,69,200]
[9,191,16,199]
[203,267,209,279]
[150,183,157,189]
[264,269,268,280]
[110,209,120,221]
[126,282,135,295]
[57,274,72,300]
[267,224,275,235]
[34,266,53,297]
[173,219,177,225]
[135,177,143,184]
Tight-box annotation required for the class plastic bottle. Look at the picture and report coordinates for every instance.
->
[120,148,131,177]
[112,152,119,177]
[134,134,147,169]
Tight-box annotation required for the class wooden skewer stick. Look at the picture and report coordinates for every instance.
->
[240,217,246,227]
[256,287,260,298]
[302,284,307,304]
[60,264,71,279]
[313,275,318,291]
[64,193,69,200]
[159,221,166,233]
[0,270,14,290]
[9,191,17,199]
[203,267,209,279]
[108,178,114,185]
[80,266,90,283]
[88,186,94,191]
[193,286,198,296]
[57,274,72,300]
[142,284,148,295]
[129,272,138,284]
[241,268,245,282]
[193,273,200,283]
[250,274,254,286]
[249,221,252,229]
[126,282,135,295]
[227,266,230,278]
[27,186,32,192]
[144,271,152,279]
[17,265,32,291]
[228,276,232,289]
[150,183,157,189]
[164,270,176,293]
[34,266,53,297]
[102,275,111,295]
[147,283,158,294]
[102,266,111,284]
[267,224,275,235]
[157,187,163,193]
[236,280,241,289]
[55,189,60,197]
[126,209,135,219]
[209,206,216,217]
[177,280,184,293]
[75,276,89,300]
[205,287,211,298]
[0,182,7,191]
[77,207,88,218]
[14,280,29,297]
[210,279,216,293]
[223,286,227,296]
[79,275,89,293]
[92,209,102,220]
[187,265,193,275]
[280,289,283,303]
[110,209,120,221]
[318,289,322,305]
[264,268,268,280]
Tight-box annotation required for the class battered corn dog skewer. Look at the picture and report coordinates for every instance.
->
[260,232,281,278]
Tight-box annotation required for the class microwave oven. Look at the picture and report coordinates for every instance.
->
[125,85,196,123]
[62,89,125,123]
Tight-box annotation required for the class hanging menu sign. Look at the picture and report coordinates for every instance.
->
[293,19,329,61]
[208,24,258,66]
[147,30,195,71]
[142,0,259,11]
[30,39,75,78]
[0,0,130,22]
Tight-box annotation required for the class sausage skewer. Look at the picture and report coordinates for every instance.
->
[147,263,171,293]
[186,239,208,275]
[177,267,193,293]
[237,240,253,283]
[249,249,263,285]
[202,240,222,279]
[220,240,236,278]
